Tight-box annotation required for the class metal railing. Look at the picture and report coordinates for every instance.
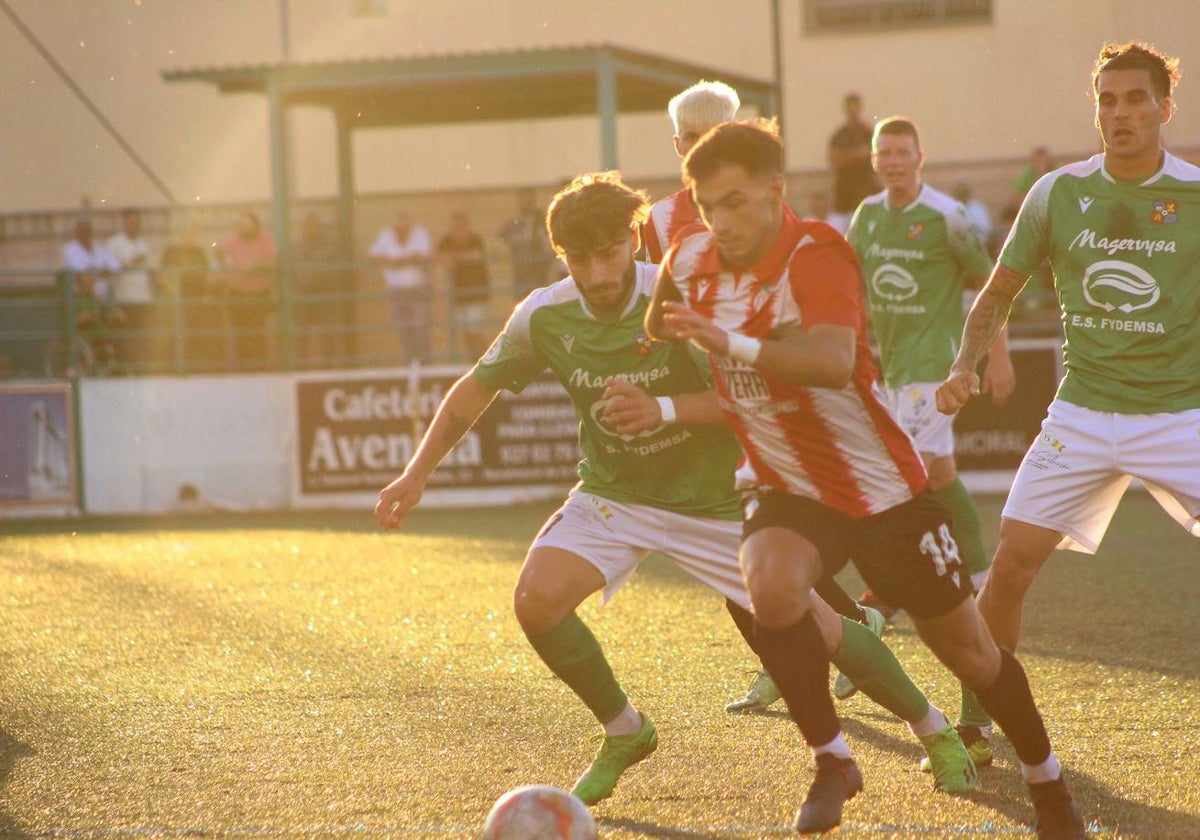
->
[0,260,498,379]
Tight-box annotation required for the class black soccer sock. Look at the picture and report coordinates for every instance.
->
[972,648,1052,766]
[724,598,761,657]
[753,612,840,747]
[814,575,868,624]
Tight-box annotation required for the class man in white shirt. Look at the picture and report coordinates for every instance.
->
[106,209,157,362]
[369,211,433,363]
[62,218,120,298]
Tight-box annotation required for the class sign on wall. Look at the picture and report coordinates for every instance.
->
[295,367,582,497]
[0,382,78,512]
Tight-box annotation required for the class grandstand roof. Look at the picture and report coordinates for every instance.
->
[161,44,777,129]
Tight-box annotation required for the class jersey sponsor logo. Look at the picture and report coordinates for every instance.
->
[1068,228,1176,258]
[569,365,671,390]
[1151,199,1178,224]
[865,242,924,261]
[1078,196,1094,214]
[1080,260,1160,314]
[870,263,919,303]
[560,334,575,354]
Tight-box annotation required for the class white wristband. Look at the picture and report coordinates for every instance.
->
[726,331,763,365]
[655,396,677,425]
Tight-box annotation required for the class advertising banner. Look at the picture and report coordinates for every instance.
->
[0,382,77,512]
[295,367,582,498]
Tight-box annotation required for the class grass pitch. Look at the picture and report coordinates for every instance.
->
[0,493,1197,838]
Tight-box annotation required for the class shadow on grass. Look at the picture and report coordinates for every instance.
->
[0,727,33,836]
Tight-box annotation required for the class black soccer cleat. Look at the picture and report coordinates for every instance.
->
[794,753,863,834]
[1028,775,1088,839]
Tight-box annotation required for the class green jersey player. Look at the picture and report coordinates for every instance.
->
[377,171,978,809]
[848,116,1014,765]
[938,41,1198,830]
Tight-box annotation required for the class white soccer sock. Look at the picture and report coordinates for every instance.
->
[602,702,642,737]
[908,703,950,738]
[1021,753,1062,785]
[811,734,852,760]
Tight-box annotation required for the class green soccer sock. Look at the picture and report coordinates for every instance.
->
[933,477,990,576]
[524,611,628,725]
[960,684,994,730]
[830,616,930,723]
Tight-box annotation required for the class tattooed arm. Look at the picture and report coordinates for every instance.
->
[936,262,1030,415]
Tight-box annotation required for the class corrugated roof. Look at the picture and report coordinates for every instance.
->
[162,43,776,128]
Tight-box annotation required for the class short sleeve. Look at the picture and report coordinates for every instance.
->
[946,203,995,283]
[998,175,1054,278]
[787,237,864,331]
[471,291,548,393]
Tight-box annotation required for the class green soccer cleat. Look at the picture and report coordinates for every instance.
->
[832,606,887,701]
[921,724,994,773]
[570,714,658,805]
[917,723,980,793]
[725,670,782,713]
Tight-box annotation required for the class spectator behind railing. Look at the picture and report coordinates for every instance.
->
[497,187,554,299]
[160,217,227,371]
[368,210,432,365]
[106,209,157,349]
[214,210,277,371]
[437,211,492,359]
[295,211,349,367]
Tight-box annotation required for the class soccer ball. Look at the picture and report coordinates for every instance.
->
[481,785,598,839]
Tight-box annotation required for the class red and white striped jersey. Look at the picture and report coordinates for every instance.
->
[665,207,927,518]
[643,187,702,264]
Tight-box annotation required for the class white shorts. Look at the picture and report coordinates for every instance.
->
[880,382,955,458]
[530,490,750,608]
[1003,400,1200,553]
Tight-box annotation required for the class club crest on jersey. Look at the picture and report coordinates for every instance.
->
[906,222,925,240]
[1150,200,1178,224]
[634,331,662,356]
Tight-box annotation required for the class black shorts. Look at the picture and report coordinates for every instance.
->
[742,490,971,620]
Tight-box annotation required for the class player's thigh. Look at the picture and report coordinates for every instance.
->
[1003,400,1131,553]
[741,491,846,616]
[1118,408,1200,538]
[524,491,645,606]
[850,491,973,621]
[883,382,956,460]
[653,509,750,610]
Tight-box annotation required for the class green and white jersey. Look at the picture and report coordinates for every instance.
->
[1001,152,1200,413]
[472,261,743,519]
[848,184,993,387]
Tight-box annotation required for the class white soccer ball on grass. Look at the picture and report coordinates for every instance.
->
[481,784,598,839]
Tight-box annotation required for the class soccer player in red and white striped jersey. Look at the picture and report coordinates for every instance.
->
[642,81,738,265]
[646,120,1082,837]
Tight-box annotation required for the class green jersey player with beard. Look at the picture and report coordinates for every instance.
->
[939,41,1199,837]
[377,171,979,811]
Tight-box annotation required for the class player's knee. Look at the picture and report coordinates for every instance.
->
[987,549,1041,601]
[512,577,569,634]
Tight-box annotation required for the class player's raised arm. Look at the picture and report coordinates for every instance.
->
[375,372,498,529]
[936,262,1029,415]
